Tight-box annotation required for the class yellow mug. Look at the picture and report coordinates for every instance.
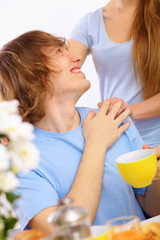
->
[116,149,157,188]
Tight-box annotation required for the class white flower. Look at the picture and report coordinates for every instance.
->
[14,121,35,141]
[0,99,39,238]
[0,145,9,171]
[0,99,39,178]
[0,114,22,140]
[0,115,34,142]
[0,171,19,192]
[0,114,22,136]
[0,99,19,115]
[8,141,39,173]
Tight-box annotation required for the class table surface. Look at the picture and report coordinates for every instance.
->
[9,215,160,239]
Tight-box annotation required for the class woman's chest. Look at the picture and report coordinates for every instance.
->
[102,6,135,44]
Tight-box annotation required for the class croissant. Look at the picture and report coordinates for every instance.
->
[141,222,160,240]
[14,229,44,240]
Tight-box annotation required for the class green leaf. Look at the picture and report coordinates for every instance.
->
[6,192,20,204]
[0,134,6,138]
[4,217,18,232]
[0,229,5,240]
[0,215,18,240]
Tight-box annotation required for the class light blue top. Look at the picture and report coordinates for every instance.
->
[14,107,147,230]
[70,8,160,148]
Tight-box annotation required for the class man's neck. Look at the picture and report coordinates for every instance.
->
[35,97,81,133]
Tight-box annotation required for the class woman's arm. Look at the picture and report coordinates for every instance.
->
[68,40,88,67]
[98,94,160,120]
[137,179,160,217]
[136,144,160,217]
[131,93,160,120]
[28,100,131,235]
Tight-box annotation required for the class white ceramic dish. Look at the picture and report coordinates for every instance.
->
[90,215,160,230]
[141,215,160,225]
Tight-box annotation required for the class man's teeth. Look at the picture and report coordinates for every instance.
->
[75,69,81,73]
[72,69,82,73]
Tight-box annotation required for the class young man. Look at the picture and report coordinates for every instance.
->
[0,31,159,236]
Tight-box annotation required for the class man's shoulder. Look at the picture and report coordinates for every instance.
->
[119,116,144,149]
[76,107,98,120]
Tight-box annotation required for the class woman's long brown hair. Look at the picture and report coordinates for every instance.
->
[131,0,160,99]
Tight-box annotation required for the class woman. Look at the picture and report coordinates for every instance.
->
[69,0,160,148]
[0,31,159,236]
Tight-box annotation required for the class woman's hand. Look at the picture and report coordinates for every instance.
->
[97,97,133,119]
[83,99,131,151]
[143,144,160,181]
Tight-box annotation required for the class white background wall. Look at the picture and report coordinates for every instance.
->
[0,0,109,107]
[1,1,111,232]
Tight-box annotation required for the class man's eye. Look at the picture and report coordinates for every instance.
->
[57,48,61,53]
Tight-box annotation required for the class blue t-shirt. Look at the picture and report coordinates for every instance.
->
[14,107,146,229]
[70,8,160,148]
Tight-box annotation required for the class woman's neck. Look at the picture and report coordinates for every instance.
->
[106,0,138,11]
[34,97,81,133]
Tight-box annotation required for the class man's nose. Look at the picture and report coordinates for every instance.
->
[68,51,81,63]
[71,55,81,63]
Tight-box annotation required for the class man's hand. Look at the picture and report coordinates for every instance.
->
[83,99,131,151]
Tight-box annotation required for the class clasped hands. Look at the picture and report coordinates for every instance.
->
[93,97,160,181]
